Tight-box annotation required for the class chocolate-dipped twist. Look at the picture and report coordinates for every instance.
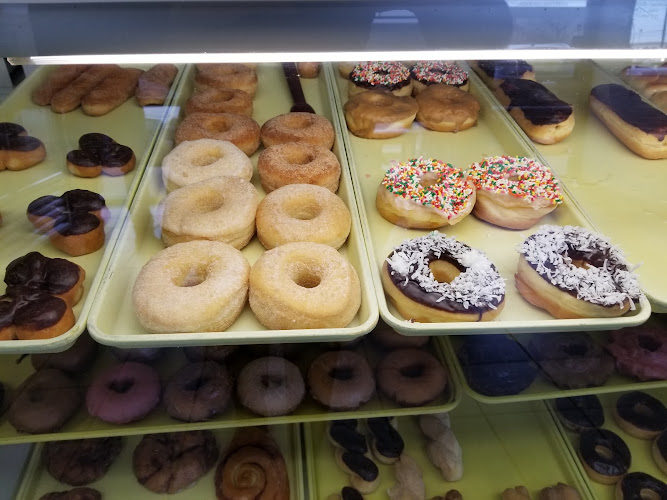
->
[43,437,122,486]
[0,122,46,171]
[66,132,135,177]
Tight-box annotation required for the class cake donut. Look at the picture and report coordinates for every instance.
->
[66,133,135,177]
[613,391,667,439]
[32,65,91,106]
[368,417,404,464]
[382,232,506,322]
[257,142,341,193]
[256,184,351,249]
[653,429,667,475]
[260,112,335,149]
[307,350,375,410]
[335,449,380,494]
[0,122,46,171]
[195,63,258,96]
[161,138,253,192]
[554,395,605,433]
[467,155,563,229]
[415,84,480,132]
[348,62,412,97]
[578,428,630,484]
[161,176,259,250]
[132,241,250,333]
[249,242,361,329]
[471,60,536,89]
[606,318,667,381]
[344,90,418,139]
[136,63,178,106]
[410,61,469,93]
[516,225,643,319]
[174,112,261,155]
[237,356,305,416]
[185,87,253,116]
[616,472,667,500]
[43,437,122,486]
[376,158,476,228]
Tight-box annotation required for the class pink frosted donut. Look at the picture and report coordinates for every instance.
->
[86,362,161,424]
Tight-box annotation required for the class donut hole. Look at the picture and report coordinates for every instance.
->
[290,263,322,289]
[285,149,315,165]
[191,147,223,166]
[283,115,312,129]
[328,366,354,381]
[198,192,226,213]
[174,265,208,287]
[260,374,285,389]
[594,444,614,460]
[429,259,462,284]
[639,335,660,352]
[285,199,322,221]
[108,378,134,394]
[399,364,425,379]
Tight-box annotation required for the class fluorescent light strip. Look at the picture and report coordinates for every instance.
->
[8,48,667,65]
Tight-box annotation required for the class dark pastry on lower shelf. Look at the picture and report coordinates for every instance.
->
[335,448,380,494]
[370,320,429,349]
[502,486,532,500]
[539,483,581,500]
[31,331,98,373]
[328,486,364,500]
[606,317,667,381]
[39,487,101,500]
[578,428,631,484]
[43,437,122,486]
[328,419,368,454]
[457,335,537,396]
[613,391,667,439]
[368,416,404,464]
[110,346,165,363]
[133,430,218,494]
[0,380,4,409]
[616,472,667,500]
[471,60,535,89]
[66,133,135,177]
[0,122,46,171]
[554,395,604,433]
[653,429,667,476]
[183,344,238,363]
[165,361,232,422]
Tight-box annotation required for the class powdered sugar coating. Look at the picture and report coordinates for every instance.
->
[350,62,410,87]
[386,232,505,310]
[410,61,468,86]
[518,225,643,308]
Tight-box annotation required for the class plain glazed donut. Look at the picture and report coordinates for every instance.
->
[376,348,447,406]
[256,184,351,249]
[348,62,412,97]
[307,350,375,410]
[237,356,305,416]
[467,156,563,230]
[344,90,418,139]
[195,63,258,96]
[376,158,476,228]
[410,61,470,93]
[383,232,506,322]
[185,88,253,117]
[260,112,335,150]
[516,225,643,319]
[249,241,361,329]
[132,240,250,333]
[86,361,161,424]
[161,176,259,249]
[257,142,341,193]
[162,139,253,193]
[174,112,261,156]
[415,85,480,132]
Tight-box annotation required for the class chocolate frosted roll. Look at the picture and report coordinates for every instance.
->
[578,428,631,484]
[66,150,102,178]
[336,449,380,494]
[79,132,114,151]
[368,416,404,464]
[340,487,364,500]
[13,293,75,340]
[27,195,67,232]
[328,420,368,454]
[554,395,604,432]
[99,143,135,176]
[50,213,104,257]
[62,189,106,214]
[473,60,535,89]
[38,487,102,500]
[0,123,46,171]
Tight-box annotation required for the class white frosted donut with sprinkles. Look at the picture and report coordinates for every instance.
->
[516,225,643,319]
[376,158,476,229]
[467,155,563,230]
[381,232,506,323]
[410,61,470,94]
[348,62,413,97]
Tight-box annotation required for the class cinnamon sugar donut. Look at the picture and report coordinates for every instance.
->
[161,139,253,193]
[261,112,335,149]
[174,113,260,156]
[258,142,341,193]
[415,85,480,132]
[195,63,258,96]
[185,88,253,117]
[344,90,418,139]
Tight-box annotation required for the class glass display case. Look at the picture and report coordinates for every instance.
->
[0,1,666,499]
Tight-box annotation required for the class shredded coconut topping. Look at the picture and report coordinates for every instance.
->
[518,225,643,308]
[350,62,410,86]
[410,61,468,85]
[386,232,506,310]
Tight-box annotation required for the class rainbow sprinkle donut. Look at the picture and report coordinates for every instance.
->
[348,62,413,97]
[410,61,469,93]
[376,157,476,228]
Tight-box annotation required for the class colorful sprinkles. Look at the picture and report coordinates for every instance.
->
[410,61,468,86]
[381,158,475,218]
[350,62,410,87]
[467,156,563,205]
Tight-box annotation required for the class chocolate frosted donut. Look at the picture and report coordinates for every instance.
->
[475,60,535,89]
[328,420,368,454]
[613,391,667,439]
[616,472,667,500]
[39,487,101,500]
[66,133,135,177]
[368,417,404,464]
[165,361,232,422]
[554,395,604,433]
[43,437,122,486]
[578,428,631,484]
[31,332,98,373]
[0,122,46,171]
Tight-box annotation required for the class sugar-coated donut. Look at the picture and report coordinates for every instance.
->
[237,356,305,416]
[410,61,470,93]
[344,90,418,139]
[516,225,643,319]
[161,139,253,192]
[256,184,351,249]
[261,112,335,150]
[307,350,375,410]
[195,63,258,96]
[136,63,178,107]
[249,242,361,329]
[348,62,412,97]
[133,240,250,333]
[32,65,90,106]
[86,361,161,424]
[185,88,253,117]
[161,176,259,249]
[383,232,506,322]
[174,112,261,156]
[467,156,563,230]
[257,142,341,193]
[613,391,667,439]
[81,67,144,117]
[415,85,480,132]
[376,158,475,228]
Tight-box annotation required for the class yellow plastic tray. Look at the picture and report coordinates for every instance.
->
[326,63,650,335]
[514,59,667,313]
[0,64,184,353]
[0,336,459,445]
[87,63,378,347]
[546,388,667,500]
[304,395,594,500]
[14,424,304,500]
[445,334,667,405]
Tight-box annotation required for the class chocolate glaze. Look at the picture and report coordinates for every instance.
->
[330,421,368,454]
[54,213,100,236]
[555,395,604,431]
[368,417,404,458]
[13,294,67,329]
[28,196,66,219]
[0,135,44,152]
[618,472,667,500]
[79,133,114,152]
[592,84,667,141]
[66,150,100,168]
[68,134,133,170]
[0,122,26,136]
[39,487,102,500]
[341,487,363,500]
[349,71,411,92]
[477,60,533,79]
[341,451,378,482]
[5,252,81,296]
[0,297,17,329]
[31,189,106,238]
[499,78,573,125]
[616,391,667,432]
[63,190,106,213]
[579,428,630,477]
[100,144,133,168]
